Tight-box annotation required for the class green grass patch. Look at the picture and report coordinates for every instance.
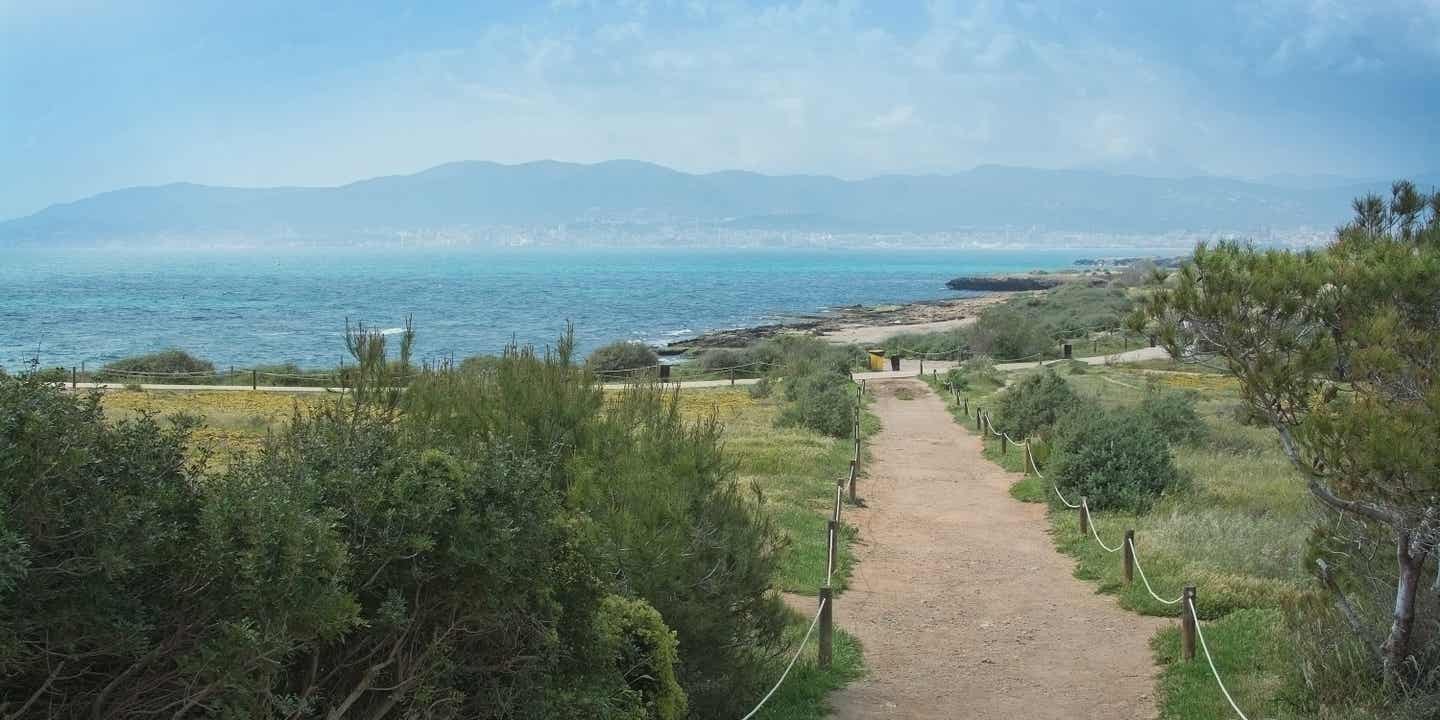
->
[1151,608,1302,720]
[751,618,864,720]
[697,384,874,597]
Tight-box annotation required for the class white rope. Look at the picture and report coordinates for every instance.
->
[739,598,828,720]
[1052,484,1081,509]
[1081,498,1122,553]
[1128,537,1183,605]
[1190,600,1252,720]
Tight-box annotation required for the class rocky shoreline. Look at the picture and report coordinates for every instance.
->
[664,256,1173,353]
[662,294,1012,352]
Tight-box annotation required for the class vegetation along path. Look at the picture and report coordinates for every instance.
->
[830,378,1160,719]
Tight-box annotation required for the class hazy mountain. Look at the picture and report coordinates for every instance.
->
[0,159,1410,248]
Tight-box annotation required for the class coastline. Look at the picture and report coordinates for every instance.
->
[664,292,1021,352]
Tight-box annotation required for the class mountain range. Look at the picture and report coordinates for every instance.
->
[3,160,1433,248]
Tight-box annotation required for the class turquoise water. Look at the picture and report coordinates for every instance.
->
[1,247,1152,370]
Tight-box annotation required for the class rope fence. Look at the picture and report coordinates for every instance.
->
[736,378,865,719]
[966,405,1253,720]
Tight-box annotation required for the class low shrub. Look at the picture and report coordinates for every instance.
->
[460,354,503,375]
[587,341,659,373]
[747,376,772,399]
[943,367,969,391]
[98,348,214,380]
[1049,403,1183,512]
[777,371,856,438]
[967,306,1055,360]
[992,370,1082,439]
[699,347,762,376]
[749,335,864,377]
[1137,380,1206,445]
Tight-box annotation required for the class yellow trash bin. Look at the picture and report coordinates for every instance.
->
[866,349,886,372]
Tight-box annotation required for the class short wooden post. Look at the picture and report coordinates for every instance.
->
[1079,496,1089,535]
[818,586,834,669]
[963,396,969,416]
[1022,443,1031,476]
[919,357,924,375]
[1181,586,1197,661]
[1123,529,1135,584]
[730,369,735,386]
[1000,433,1008,455]
[975,406,982,431]
[251,369,257,390]
[658,364,671,383]
[71,366,77,389]
[826,519,838,577]
[848,459,857,503]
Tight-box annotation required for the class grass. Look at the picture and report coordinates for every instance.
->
[101,389,322,460]
[1150,608,1300,719]
[686,386,873,595]
[751,621,864,720]
[933,360,1325,717]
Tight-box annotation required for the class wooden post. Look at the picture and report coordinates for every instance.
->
[1123,529,1135,584]
[1022,443,1031,476]
[826,520,838,577]
[1181,586,1197,661]
[730,369,735,386]
[848,459,857,503]
[818,586,834,669]
[71,366,77,389]
[1079,496,1089,535]
[251,369,257,390]
[1000,433,1008,455]
[963,396,969,416]
[919,357,924,375]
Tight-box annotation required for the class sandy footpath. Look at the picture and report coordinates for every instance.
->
[825,378,1161,719]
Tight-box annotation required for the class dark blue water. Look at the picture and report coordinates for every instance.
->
[0,246,1157,370]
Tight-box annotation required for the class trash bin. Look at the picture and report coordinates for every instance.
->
[889,356,901,371]
[866,349,887,372]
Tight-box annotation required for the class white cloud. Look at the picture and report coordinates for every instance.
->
[864,105,916,130]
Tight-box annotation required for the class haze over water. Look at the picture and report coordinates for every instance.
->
[1,246,1162,370]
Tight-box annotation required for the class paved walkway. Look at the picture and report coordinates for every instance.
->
[826,378,1160,719]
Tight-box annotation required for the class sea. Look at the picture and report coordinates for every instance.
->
[0,246,1175,371]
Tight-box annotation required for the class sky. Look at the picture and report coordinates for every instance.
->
[3,0,1439,220]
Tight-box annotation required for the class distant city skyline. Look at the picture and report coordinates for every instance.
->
[3,1,1438,220]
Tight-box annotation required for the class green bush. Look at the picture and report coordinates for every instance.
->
[0,326,782,718]
[460,353,502,374]
[749,335,863,377]
[699,347,751,372]
[402,331,788,717]
[596,595,687,720]
[587,341,659,373]
[943,367,969,390]
[992,370,1082,439]
[98,348,214,380]
[1049,404,1183,511]
[747,376,772,398]
[1137,380,1207,444]
[777,371,856,438]
[967,305,1055,360]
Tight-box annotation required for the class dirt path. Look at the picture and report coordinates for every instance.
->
[827,378,1162,719]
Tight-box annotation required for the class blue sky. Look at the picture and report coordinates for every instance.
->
[3,0,1438,219]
